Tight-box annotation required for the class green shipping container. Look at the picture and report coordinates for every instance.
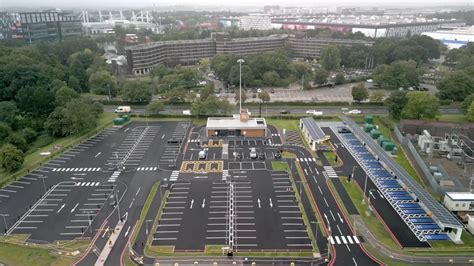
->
[382,141,395,151]
[121,115,129,122]
[113,117,126,125]
[370,129,381,139]
[377,135,387,145]
[365,115,374,124]
[364,123,375,132]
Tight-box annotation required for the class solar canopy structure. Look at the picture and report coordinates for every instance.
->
[299,117,330,150]
[340,116,462,242]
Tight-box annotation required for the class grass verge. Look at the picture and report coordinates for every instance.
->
[144,189,170,257]
[321,151,341,167]
[267,118,299,131]
[271,161,290,171]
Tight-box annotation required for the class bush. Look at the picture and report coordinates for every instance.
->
[0,144,24,172]
[6,133,28,152]
[21,127,38,144]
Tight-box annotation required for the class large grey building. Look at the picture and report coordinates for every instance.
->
[0,11,82,43]
[125,33,371,75]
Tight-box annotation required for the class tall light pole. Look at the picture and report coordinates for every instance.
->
[362,174,369,205]
[237,59,245,113]
[351,165,358,181]
[310,220,321,249]
[0,214,9,234]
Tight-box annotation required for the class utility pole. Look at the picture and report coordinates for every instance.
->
[301,74,304,90]
[237,59,245,113]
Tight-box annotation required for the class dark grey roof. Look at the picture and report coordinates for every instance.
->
[300,117,326,140]
[342,116,462,228]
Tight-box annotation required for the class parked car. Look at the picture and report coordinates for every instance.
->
[270,89,275,93]
[198,149,207,160]
[337,127,351,134]
[167,138,183,144]
[235,152,242,160]
[259,152,266,160]
[280,110,290,114]
[249,148,258,159]
[348,109,361,114]
[274,151,282,159]
[257,88,262,93]
[306,110,323,116]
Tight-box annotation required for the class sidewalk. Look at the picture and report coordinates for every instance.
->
[94,220,126,266]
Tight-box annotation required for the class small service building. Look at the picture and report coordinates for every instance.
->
[299,117,330,150]
[206,110,267,138]
[443,192,474,212]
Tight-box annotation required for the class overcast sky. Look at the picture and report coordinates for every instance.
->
[1,0,472,9]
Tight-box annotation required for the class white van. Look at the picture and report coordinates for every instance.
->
[182,109,191,116]
[115,106,131,113]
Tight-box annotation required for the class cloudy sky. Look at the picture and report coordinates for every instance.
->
[1,0,472,8]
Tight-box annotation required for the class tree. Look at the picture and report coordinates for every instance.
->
[67,75,81,93]
[88,70,117,96]
[314,69,329,85]
[167,88,187,104]
[200,82,215,101]
[0,144,24,172]
[6,133,27,152]
[461,94,474,114]
[120,80,152,103]
[320,45,341,71]
[290,61,312,79]
[467,102,474,122]
[373,60,422,90]
[0,123,12,143]
[21,127,37,144]
[146,101,165,115]
[369,90,385,103]
[401,91,440,119]
[262,71,280,86]
[437,71,474,101]
[334,72,345,85]
[385,90,408,119]
[55,86,79,106]
[15,86,55,118]
[234,89,248,106]
[45,99,99,137]
[351,83,369,103]
[202,96,233,116]
[0,101,19,127]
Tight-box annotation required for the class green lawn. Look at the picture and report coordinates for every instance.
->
[266,118,300,131]
[0,242,75,266]
[437,114,468,123]
[322,151,341,167]
[271,161,290,171]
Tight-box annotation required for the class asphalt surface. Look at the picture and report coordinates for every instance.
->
[270,121,381,265]
[105,105,461,116]
[324,127,430,248]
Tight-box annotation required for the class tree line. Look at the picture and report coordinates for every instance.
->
[0,38,105,172]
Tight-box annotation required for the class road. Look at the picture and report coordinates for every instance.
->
[105,105,461,115]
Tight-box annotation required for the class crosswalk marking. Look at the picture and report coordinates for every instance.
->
[170,171,179,181]
[188,139,199,143]
[53,168,101,172]
[328,235,360,245]
[75,182,100,187]
[324,166,338,178]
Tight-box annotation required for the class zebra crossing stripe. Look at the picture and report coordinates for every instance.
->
[335,236,341,244]
[341,236,347,244]
[329,236,335,244]
[347,236,354,244]
[353,236,360,244]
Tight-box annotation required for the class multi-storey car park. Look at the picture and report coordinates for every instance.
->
[125,32,373,75]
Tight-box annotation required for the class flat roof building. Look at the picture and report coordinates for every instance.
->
[206,110,267,138]
[422,26,474,49]
[299,117,330,150]
[289,36,373,59]
[443,192,474,212]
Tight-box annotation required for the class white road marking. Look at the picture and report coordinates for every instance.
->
[136,187,141,196]
[352,257,358,266]
[341,235,348,244]
[202,199,206,208]
[323,197,329,207]
[337,212,344,223]
[353,235,360,244]
[337,224,343,234]
[70,203,79,213]
[102,226,109,238]
[269,198,273,208]
[95,152,101,158]
[129,198,135,208]
[257,198,261,208]
[162,134,165,139]
[330,210,336,221]
[124,225,131,237]
[318,186,323,194]
[335,236,341,244]
[190,199,194,209]
[57,203,66,213]
[315,168,319,175]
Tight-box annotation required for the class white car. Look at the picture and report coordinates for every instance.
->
[348,109,361,114]
[257,88,262,93]
[306,110,323,116]
[366,79,373,83]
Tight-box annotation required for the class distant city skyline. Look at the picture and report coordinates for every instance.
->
[1,0,473,9]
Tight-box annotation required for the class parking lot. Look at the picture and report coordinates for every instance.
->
[0,121,185,244]
[152,169,312,251]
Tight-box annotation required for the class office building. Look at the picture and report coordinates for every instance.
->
[289,36,373,59]
[0,11,82,43]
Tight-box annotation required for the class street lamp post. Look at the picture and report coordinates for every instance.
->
[237,59,245,113]
[145,219,152,235]
[310,220,321,249]
[362,174,369,205]
[39,176,47,194]
[351,165,358,181]
[0,214,9,234]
